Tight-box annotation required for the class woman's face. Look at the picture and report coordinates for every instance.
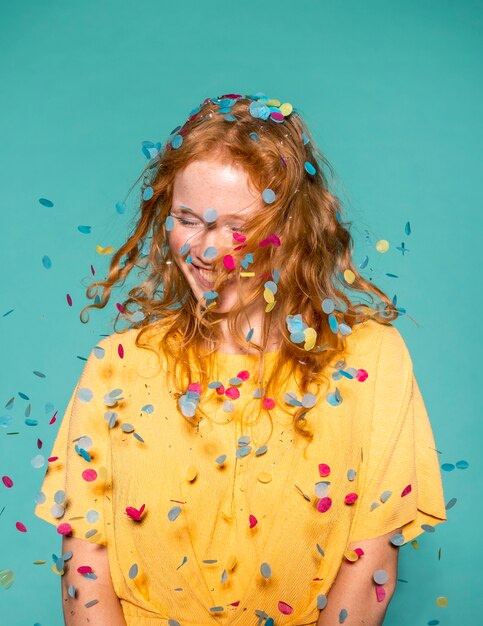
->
[168,158,262,313]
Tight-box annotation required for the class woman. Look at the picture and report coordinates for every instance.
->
[34,93,447,625]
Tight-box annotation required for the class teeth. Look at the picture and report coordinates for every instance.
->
[198,267,215,282]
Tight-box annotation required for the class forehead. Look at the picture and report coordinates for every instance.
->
[172,158,261,218]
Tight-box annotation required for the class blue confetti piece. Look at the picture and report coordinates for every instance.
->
[203,208,218,223]
[304,161,316,175]
[405,221,411,236]
[301,132,309,145]
[249,131,260,142]
[328,313,339,333]
[441,463,455,471]
[203,246,218,259]
[171,134,183,149]
[42,255,52,269]
[246,328,254,342]
[39,198,54,207]
[168,506,182,521]
[180,242,191,256]
[203,291,218,300]
[359,255,369,269]
[142,186,154,201]
[78,225,91,234]
[262,188,276,204]
[25,419,38,426]
[455,460,469,469]
[165,216,175,231]
[115,201,127,214]
[186,254,192,264]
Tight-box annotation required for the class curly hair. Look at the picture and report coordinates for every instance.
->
[80,92,399,440]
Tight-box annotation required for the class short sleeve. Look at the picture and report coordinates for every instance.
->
[348,325,448,545]
[33,336,114,546]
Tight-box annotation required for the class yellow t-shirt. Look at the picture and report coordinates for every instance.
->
[34,319,447,625]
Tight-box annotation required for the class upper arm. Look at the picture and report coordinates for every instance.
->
[61,536,126,625]
[317,528,401,626]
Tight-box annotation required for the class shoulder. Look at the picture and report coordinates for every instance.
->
[344,319,413,372]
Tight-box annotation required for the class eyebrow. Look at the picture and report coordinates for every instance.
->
[173,204,246,219]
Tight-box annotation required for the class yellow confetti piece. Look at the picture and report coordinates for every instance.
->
[186,465,198,482]
[264,288,275,304]
[95,245,115,255]
[257,472,272,484]
[304,327,317,351]
[226,555,238,571]
[240,272,255,277]
[375,239,390,253]
[266,98,281,107]
[343,269,356,284]
[52,564,64,576]
[280,102,293,116]
[343,549,359,562]
[411,539,419,550]
[33,560,47,565]
[436,597,448,607]
[265,301,276,313]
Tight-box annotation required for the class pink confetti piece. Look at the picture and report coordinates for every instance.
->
[188,382,202,394]
[225,387,240,400]
[249,514,258,528]
[401,484,412,497]
[237,370,250,381]
[77,565,93,575]
[215,385,225,396]
[356,368,368,382]
[126,504,146,522]
[118,343,124,359]
[49,410,58,425]
[319,463,331,477]
[16,522,27,532]
[37,438,42,449]
[82,469,98,482]
[2,476,13,488]
[66,294,73,307]
[48,456,59,463]
[233,232,246,243]
[354,548,364,557]
[259,234,281,248]
[57,522,72,536]
[223,255,236,270]
[317,497,332,513]
[344,493,358,504]
[278,600,294,615]
[375,585,386,602]
[262,397,275,410]
[90,264,95,276]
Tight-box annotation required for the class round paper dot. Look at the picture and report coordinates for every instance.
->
[319,463,331,477]
[373,569,389,585]
[2,476,13,488]
[435,597,448,607]
[262,188,276,204]
[142,186,154,201]
[343,269,356,284]
[203,208,218,223]
[304,161,316,175]
[82,469,98,482]
[203,246,218,259]
[57,522,72,536]
[165,216,175,231]
[375,239,390,253]
[317,497,332,513]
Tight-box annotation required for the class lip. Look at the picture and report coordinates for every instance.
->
[192,264,216,288]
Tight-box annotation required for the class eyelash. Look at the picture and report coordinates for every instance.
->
[175,217,244,232]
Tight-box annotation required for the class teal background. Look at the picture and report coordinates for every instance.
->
[1,0,481,624]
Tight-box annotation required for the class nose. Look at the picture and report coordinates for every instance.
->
[191,225,230,266]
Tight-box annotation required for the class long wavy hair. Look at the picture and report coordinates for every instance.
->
[80,93,399,440]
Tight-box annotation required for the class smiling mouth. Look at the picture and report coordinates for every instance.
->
[192,264,216,286]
